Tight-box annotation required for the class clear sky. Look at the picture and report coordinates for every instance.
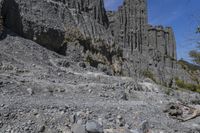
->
[104,0,200,61]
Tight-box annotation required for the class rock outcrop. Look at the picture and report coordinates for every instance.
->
[147,25,177,60]
[1,0,111,51]
[65,0,109,28]
[0,0,199,85]
[106,0,195,85]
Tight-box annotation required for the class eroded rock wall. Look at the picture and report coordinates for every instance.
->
[110,0,148,55]
[106,0,196,85]
[0,0,198,85]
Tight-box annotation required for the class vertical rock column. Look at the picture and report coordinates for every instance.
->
[166,27,177,60]
[116,0,148,54]
[66,0,109,28]
[156,26,166,56]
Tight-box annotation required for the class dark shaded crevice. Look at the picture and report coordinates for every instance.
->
[1,0,23,36]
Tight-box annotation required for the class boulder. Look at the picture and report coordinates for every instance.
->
[86,120,103,133]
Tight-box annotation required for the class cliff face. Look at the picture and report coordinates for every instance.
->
[1,0,111,52]
[107,0,195,85]
[110,0,148,54]
[65,0,109,27]
[147,25,177,60]
[0,0,198,85]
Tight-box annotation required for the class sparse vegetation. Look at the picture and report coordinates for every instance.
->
[142,70,156,82]
[189,26,200,65]
[178,60,200,84]
[175,78,200,93]
[178,60,200,72]
[64,26,85,43]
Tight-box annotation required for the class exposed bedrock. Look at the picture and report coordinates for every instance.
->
[1,0,111,53]
[0,0,198,85]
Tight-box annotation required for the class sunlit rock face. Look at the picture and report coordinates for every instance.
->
[0,0,197,85]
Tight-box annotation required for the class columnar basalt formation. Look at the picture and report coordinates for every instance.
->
[106,0,194,85]
[0,0,111,52]
[112,0,148,55]
[0,0,198,84]
[147,25,177,60]
[65,0,109,28]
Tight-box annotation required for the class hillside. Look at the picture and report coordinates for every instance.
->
[0,0,200,132]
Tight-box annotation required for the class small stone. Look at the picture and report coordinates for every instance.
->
[117,115,122,120]
[70,114,76,124]
[79,62,86,68]
[27,88,34,95]
[59,88,65,92]
[38,125,45,132]
[88,89,92,93]
[116,91,128,101]
[86,120,103,133]
[4,113,9,117]
[130,129,139,133]
[77,119,83,124]
[32,109,38,115]
[62,61,70,68]
[58,73,62,76]
[0,121,3,128]
[1,104,5,107]
[104,128,132,133]
[139,121,150,133]
[24,127,29,131]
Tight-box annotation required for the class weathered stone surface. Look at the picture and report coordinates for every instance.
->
[1,0,111,52]
[110,0,148,55]
[86,120,103,133]
[106,0,195,85]
[72,124,87,133]
[147,25,177,60]
[64,0,109,28]
[0,0,198,85]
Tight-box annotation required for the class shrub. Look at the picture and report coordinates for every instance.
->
[142,70,156,82]
[175,78,200,93]
[64,26,84,43]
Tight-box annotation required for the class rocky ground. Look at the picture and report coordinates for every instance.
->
[1,32,200,133]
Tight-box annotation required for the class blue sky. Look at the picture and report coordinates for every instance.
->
[104,0,200,61]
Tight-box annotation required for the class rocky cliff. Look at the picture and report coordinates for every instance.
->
[106,0,195,85]
[1,0,200,132]
[0,0,199,85]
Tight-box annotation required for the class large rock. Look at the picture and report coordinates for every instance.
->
[86,120,103,133]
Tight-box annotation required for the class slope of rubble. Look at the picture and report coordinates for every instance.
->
[0,31,200,133]
[0,0,200,132]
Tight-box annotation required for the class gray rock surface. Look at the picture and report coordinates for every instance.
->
[86,120,103,133]
[72,124,87,133]
[0,34,199,132]
[0,0,200,132]
[1,0,198,85]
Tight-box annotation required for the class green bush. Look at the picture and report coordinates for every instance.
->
[175,78,200,93]
[142,70,156,82]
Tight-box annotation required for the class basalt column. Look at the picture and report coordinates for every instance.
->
[65,0,109,28]
[116,0,148,55]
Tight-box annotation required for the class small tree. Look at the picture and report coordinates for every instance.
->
[189,26,200,65]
